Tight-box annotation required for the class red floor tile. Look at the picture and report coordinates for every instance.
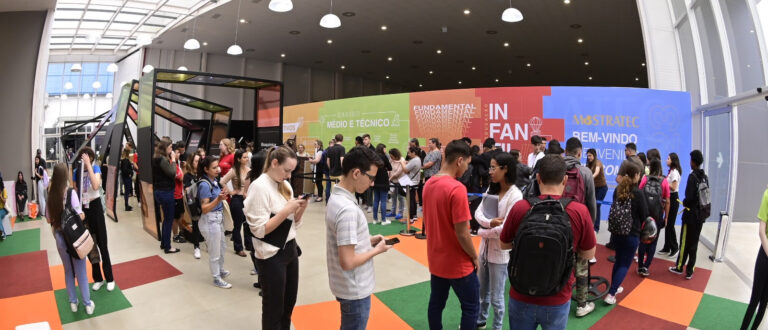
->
[0,250,53,299]
[112,255,182,290]
[591,305,687,330]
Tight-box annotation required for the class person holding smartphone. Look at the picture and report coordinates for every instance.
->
[244,146,308,329]
[152,140,180,254]
[325,147,392,329]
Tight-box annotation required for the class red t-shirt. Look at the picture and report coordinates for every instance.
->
[174,163,183,200]
[219,153,234,177]
[500,195,597,306]
[424,175,474,279]
[133,153,138,170]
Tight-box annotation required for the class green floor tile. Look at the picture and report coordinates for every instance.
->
[368,222,411,237]
[54,284,132,324]
[690,294,748,330]
[0,228,40,257]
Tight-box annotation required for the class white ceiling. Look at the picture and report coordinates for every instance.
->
[155,0,647,90]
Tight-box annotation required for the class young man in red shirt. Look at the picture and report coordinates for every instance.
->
[500,155,596,330]
[424,139,479,330]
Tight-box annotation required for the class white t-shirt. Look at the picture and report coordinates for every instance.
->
[527,152,544,168]
[667,169,681,193]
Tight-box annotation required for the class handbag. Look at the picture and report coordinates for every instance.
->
[221,200,234,232]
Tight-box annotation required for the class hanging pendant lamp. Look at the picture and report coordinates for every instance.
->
[184,9,201,50]
[228,0,244,56]
[319,0,340,29]
[501,0,523,22]
[268,0,293,12]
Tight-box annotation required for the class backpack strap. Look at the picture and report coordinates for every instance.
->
[558,197,572,210]
[65,188,73,209]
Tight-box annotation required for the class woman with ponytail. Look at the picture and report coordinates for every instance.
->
[244,146,308,330]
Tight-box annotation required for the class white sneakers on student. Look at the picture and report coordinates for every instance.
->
[106,281,115,291]
[194,248,201,259]
[85,301,95,315]
[604,286,624,305]
[576,301,595,317]
[70,302,78,313]
[92,281,104,291]
[381,220,392,225]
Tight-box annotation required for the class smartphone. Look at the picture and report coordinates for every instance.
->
[384,237,400,245]
[298,193,311,200]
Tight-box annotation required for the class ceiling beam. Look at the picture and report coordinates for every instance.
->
[67,0,92,54]
[113,0,171,53]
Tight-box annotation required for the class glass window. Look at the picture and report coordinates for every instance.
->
[721,0,765,92]
[694,0,729,101]
[46,76,62,95]
[82,62,99,75]
[48,63,65,76]
[678,17,702,107]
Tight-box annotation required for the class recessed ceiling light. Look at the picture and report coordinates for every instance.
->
[239,18,248,23]
[327,39,333,44]
[419,83,423,87]
[635,77,640,81]
[588,76,593,80]
[526,63,531,67]
[429,70,434,75]
[436,49,442,54]
[341,65,346,69]
[289,30,300,35]
[458,81,462,85]
[570,24,582,29]
[385,75,390,79]
[584,61,589,66]
[504,42,510,47]
[471,66,476,70]
[281,53,286,58]
[495,78,499,82]
[641,62,646,66]
[463,9,471,15]
[202,41,208,46]
[387,56,393,61]
[564,0,571,4]
[577,38,583,43]
[486,30,498,35]
[381,25,387,31]
[341,11,356,17]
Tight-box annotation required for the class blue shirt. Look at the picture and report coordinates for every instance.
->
[198,176,223,212]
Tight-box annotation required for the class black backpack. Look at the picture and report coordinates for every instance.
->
[508,197,574,296]
[643,176,664,229]
[60,188,94,259]
[694,171,712,220]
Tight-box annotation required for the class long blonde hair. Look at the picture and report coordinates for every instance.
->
[265,146,296,201]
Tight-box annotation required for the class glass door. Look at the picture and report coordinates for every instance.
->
[701,109,732,245]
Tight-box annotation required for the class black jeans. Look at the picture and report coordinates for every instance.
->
[256,239,299,330]
[230,195,252,252]
[16,196,26,216]
[742,247,768,330]
[85,199,113,283]
[676,216,703,275]
[409,185,418,219]
[314,170,324,199]
[121,175,133,210]
[663,192,680,251]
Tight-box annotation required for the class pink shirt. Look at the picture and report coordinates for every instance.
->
[639,176,670,200]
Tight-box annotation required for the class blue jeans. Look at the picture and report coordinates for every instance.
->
[54,231,91,306]
[638,236,659,269]
[0,209,7,235]
[199,210,226,278]
[610,234,640,295]
[337,296,371,330]
[508,297,570,330]
[478,260,507,330]
[391,190,405,216]
[372,188,388,221]
[595,186,608,232]
[154,189,175,251]
[429,271,480,330]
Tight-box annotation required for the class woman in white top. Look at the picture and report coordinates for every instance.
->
[307,140,325,202]
[244,146,308,330]
[660,152,683,256]
[220,149,251,257]
[405,146,422,222]
[388,148,407,221]
[474,152,523,330]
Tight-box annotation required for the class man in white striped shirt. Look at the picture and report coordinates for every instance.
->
[326,146,392,329]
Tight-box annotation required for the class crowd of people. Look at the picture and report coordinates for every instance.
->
[22,128,768,330]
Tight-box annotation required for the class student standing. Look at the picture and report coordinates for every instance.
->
[587,149,608,232]
[47,163,95,315]
[197,156,232,289]
[308,140,325,202]
[741,186,768,330]
[605,164,647,304]
[324,139,336,203]
[527,135,546,168]
[221,149,252,257]
[327,134,347,202]
[35,155,46,217]
[474,152,522,330]
[636,159,670,277]
[325,147,391,330]
[670,150,708,279]
[660,153,683,256]
[172,144,188,245]
[120,148,134,211]
[153,140,180,254]
[500,155,596,329]
[218,138,236,176]
[422,138,442,184]
[15,171,28,220]
[183,154,203,259]
[74,147,115,292]
[372,144,392,225]
[405,147,422,223]
[424,140,479,330]
[387,148,407,221]
[244,146,308,330]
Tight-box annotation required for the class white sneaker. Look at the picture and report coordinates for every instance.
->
[220,270,231,279]
[589,257,597,264]
[367,207,373,213]
[575,301,595,317]
[381,220,392,225]
[194,248,201,259]
[214,277,232,289]
[70,302,78,313]
[616,286,624,294]
[604,294,616,305]
[85,301,95,315]
[106,281,115,292]
[92,281,104,291]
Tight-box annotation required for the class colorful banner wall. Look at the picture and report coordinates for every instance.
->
[284,86,691,218]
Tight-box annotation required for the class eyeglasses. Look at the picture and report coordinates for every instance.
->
[362,172,376,181]
[489,165,505,171]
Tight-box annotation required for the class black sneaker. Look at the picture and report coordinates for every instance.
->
[685,272,694,280]
[640,267,650,277]
[476,322,487,329]
[669,249,679,258]
[669,267,684,275]
[607,255,616,263]
[658,249,670,254]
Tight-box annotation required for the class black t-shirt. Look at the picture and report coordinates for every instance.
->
[374,153,392,188]
[327,144,346,177]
